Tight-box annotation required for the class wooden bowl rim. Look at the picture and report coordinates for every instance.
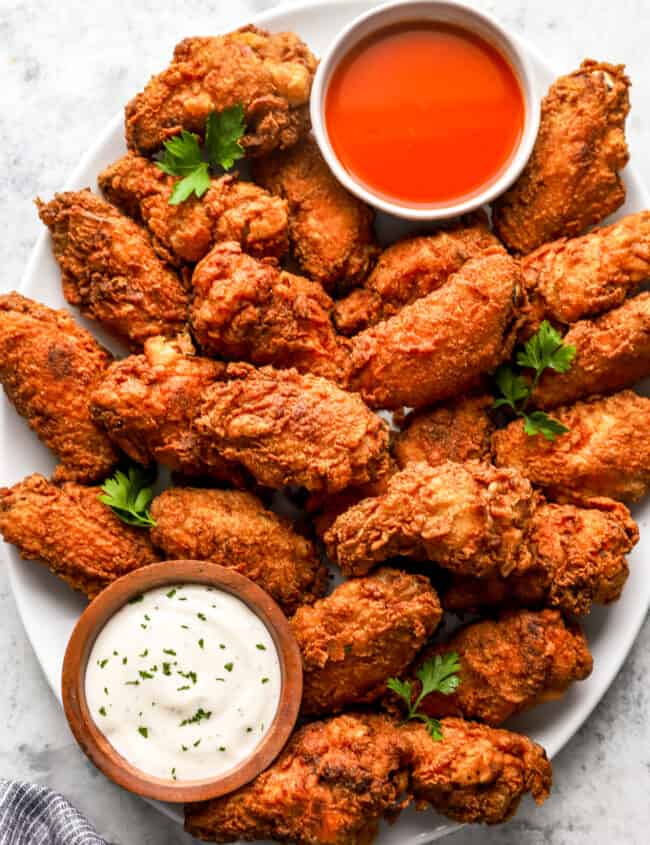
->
[61,560,303,803]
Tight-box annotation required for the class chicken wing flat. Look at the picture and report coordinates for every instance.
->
[37,190,188,350]
[195,363,391,493]
[522,211,650,331]
[0,474,160,599]
[0,293,119,483]
[149,486,327,615]
[190,242,348,382]
[394,395,495,470]
[444,497,637,616]
[292,568,442,715]
[90,335,245,485]
[255,136,379,292]
[402,609,592,727]
[492,59,630,254]
[125,26,317,157]
[347,249,522,410]
[98,153,288,264]
[532,292,650,408]
[185,713,551,843]
[493,390,650,502]
[333,215,501,335]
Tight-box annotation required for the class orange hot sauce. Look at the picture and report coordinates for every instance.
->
[325,22,525,206]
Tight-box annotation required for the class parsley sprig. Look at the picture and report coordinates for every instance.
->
[493,321,576,441]
[99,465,157,528]
[156,105,246,205]
[387,653,461,741]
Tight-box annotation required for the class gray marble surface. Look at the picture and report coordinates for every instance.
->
[1,0,649,842]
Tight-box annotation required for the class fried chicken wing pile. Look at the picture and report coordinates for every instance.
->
[99,153,289,264]
[493,60,630,253]
[125,26,317,157]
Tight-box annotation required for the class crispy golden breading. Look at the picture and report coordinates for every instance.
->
[255,136,379,292]
[0,474,160,598]
[493,390,650,502]
[184,713,551,843]
[37,190,188,350]
[532,292,650,408]
[190,242,349,382]
[346,250,522,410]
[0,293,119,483]
[98,153,288,264]
[90,335,245,485]
[394,395,495,470]
[195,363,391,493]
[405,609,592,726]
[325,461,538,579]
[149,486,327,615]
[521,211,650,331]
[444,497,637,616]
[125,26,317,157]
[292,568,442,715]
[492,60,630,254]
[333,215,501,334]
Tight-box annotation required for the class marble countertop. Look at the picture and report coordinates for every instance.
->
[1,0,649,842]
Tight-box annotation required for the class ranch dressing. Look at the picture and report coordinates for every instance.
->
[85,584,281,782]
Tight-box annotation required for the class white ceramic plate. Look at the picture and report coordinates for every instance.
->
[3,1,650,841]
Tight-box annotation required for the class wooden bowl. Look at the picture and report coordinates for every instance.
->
[61,560,303,803]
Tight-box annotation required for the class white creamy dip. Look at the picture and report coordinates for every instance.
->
[85,584,281,782]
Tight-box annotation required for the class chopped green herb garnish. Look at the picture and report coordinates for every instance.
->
[99,706,107,717]
[162,662,172,676]
[138,726,149,739]
[178,670,197,684]
[139,670,154,680]
[181,624,189,630]
[104,687,109,696]
[193,739,201,747]
[261,677,269,684]
[197,613,207,621]
[144,614,150,621]
[224,662,233,672]
[139,649,149,658]
[98,658,108,669]
[171,767,177,780]
[219,644,226,649]
[246,727,252,733]
[181,744,188,752]
[215,677,225,682]
[219,746,226,752]
[198,638,205,649]
[140,624,147,630]
[256,644,266,651]
[166,589,177,599]
[125,680,140,686]
[123,657,128,665]
[177,686,190,691]
[387,653,461,741]
[163,648,176,656]
[180,708,212,727]
[99,465,157,527]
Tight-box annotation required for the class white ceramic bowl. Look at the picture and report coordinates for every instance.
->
[310,0,540,220]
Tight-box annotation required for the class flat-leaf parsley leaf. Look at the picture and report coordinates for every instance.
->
[99,465,157,527]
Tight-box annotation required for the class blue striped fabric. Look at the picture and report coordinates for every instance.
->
[0,781,107,845]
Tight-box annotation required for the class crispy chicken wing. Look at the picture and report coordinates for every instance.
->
[492,60,630,254]
[0,293,119,483]
[292,568,442,715]
[190,242,348,382]
[195,363,391,493]
[0,474,160,598]
[37,190,188,350]
[98,153,288,264]
[401,609,592,726]
[125,26,317,157]
[333,215,501,335]
[255,136,379,292]
[90,335,245,485]
[150,486,327,615]
[532,292,650,408]
[493,390,650,502]
[346,250,522,410]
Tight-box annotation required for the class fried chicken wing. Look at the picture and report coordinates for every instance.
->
[402,609,592,727]
[333,215,501,334]
[532,292,650,408]
[492,60,630,254]
[37,190,188,350]
[195,363,391,493]
[292,568,442,715]
[190,242,348,382]
[444,497,637,616]
[255,136,379,291]
[90,335,245,485]
[347,250,522,410]
[0,474,160,598]
[394,395,495,470]
[98,153,288,265]
[125,26,317,157]
[184,713,551,843]
[521,211,650,331]
[493,390,650,502]
[0,293,119,483]
[149,486,327,615]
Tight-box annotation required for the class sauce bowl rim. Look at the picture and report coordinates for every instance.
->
[309,0,541,220]
[61,560,303,803]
